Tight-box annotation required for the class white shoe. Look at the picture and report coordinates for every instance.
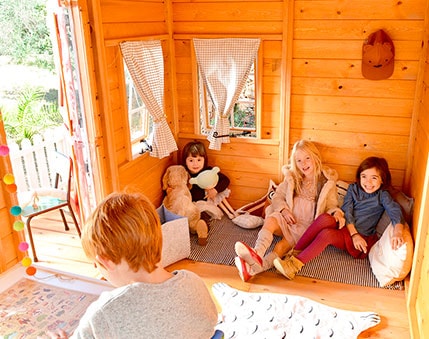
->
[234,256,253,282]
[234,241,263,269]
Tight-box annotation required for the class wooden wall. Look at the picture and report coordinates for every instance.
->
[87,0,427,210]
[0,0,428,330]
[290,1,425,189]
[408,20,429,228]
[407,4,429,335]
[173,0,289,209]
[87,0,173,204]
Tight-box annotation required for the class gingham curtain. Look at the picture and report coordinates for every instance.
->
[120,40,177,158]
[193,38,260,150]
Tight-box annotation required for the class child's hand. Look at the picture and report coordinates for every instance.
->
[205,188,218,200]
[391,223,405,250]
[352,234,368,253]
[280,208,296,224]
[332,211,345,228]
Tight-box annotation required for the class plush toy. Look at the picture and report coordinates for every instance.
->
[162,165,209,245]
[189,167,237,219]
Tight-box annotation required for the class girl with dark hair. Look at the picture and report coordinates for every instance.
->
[274,156,405,280]
[181,141,235,218]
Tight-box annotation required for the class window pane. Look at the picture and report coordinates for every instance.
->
[233,63,255,130]
[199,62,256,137]
[124,64,153,154]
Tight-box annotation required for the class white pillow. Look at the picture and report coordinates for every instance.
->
[157,205,191,267]
[369,223,413,287]
[232,214,264,229]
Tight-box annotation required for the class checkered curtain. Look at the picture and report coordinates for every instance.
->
[120,40,177,158]
[193,38,260,150]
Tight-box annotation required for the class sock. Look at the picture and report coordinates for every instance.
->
[254,228,273,258]
[249,252,278,275]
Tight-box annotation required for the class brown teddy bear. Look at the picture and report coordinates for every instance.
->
[162,165,209,245]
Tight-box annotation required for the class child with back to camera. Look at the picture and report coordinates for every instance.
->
[234,140,345,282]
[274,156,405,280]
[182,140,236,218]
[46,192,218,339]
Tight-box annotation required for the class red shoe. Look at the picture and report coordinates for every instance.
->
[234,241,263,268]
[234,256,253,282]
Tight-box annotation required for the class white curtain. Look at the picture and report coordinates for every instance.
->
[193,38,260,150]
[120,40,177,158]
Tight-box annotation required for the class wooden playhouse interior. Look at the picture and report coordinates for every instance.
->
[1,0,428,337]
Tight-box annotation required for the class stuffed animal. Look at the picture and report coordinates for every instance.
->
[189,167,221,189]
[189,167,237,219]
[162,165,209,245]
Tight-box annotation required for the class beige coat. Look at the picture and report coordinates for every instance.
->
[267,165,343,219]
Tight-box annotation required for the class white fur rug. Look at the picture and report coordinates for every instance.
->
[212,283,380,339]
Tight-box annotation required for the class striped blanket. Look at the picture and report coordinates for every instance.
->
[188,216,403,290]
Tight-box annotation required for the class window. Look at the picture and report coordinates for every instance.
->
[124,64,153,156]
[199,62,257,137]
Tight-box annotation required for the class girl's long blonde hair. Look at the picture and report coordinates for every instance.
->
[288,140,323,194]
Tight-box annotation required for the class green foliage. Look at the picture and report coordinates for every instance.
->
[0,0,54,70]
[3,87,62,144]
[233,103,255,129]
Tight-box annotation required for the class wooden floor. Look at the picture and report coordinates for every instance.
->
[27,210,410,338]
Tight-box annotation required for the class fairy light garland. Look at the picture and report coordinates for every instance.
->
[1,140,37,276]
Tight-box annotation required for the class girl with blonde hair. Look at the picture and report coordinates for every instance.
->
[234,140,345,281]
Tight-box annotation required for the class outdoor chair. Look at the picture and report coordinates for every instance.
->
[21,151,81,262]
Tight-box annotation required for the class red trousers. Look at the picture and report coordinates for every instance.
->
[295,213,378,263]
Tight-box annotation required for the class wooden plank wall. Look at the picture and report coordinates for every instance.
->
[92,0,426,210]
[95,0,289,208]
[93,0,173,204]
[406,3,429,335]
[173,0,287,207]
[408,26,429,228]
[172,0,426,207]
[290,0,425,188]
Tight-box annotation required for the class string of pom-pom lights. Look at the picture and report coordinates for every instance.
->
[0,143,37,276]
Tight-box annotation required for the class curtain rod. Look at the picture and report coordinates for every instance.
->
[105,33,282,46]
[105,34,169,47]
[173,34,282,40]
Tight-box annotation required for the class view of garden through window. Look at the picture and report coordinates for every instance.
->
[124,64,153,155]
[200,63,256,137]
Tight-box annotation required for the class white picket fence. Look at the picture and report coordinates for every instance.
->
[8,127,69,193]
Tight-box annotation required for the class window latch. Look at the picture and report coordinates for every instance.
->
[213,131,251,138]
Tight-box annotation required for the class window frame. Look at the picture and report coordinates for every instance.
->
[194,47,262,139]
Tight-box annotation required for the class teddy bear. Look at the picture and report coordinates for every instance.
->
[162,165,209,245]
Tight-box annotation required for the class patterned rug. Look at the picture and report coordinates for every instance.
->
[188,216,404,290]
[212,283,381,338]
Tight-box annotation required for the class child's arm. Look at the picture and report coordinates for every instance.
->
[346,223,369,253]
[380,191,405,249]
[215,171,230,193]
[205,187,218,199]
[332,210,346,228]
[205,171,230,199]
[341,184,356,227]
[391,223,405,250]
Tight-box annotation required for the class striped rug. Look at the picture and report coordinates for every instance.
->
[188,216,404,290]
